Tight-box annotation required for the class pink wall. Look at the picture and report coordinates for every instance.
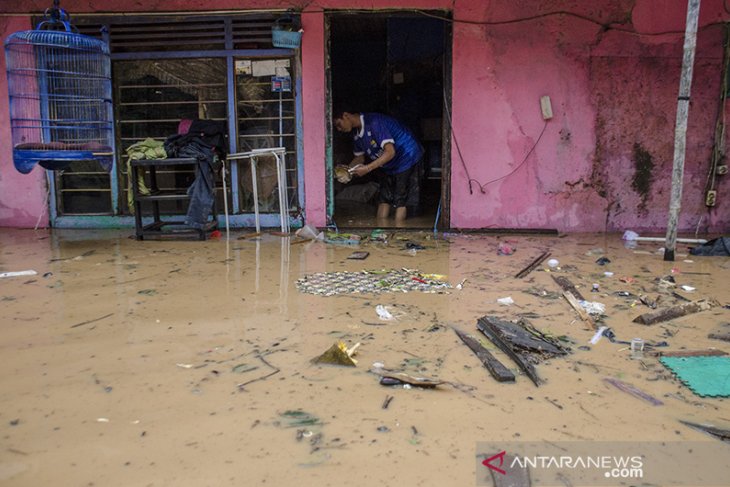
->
[300,9,327,227]
[0,17,47,227]
[1,1,729,232]
[448,0,730,232]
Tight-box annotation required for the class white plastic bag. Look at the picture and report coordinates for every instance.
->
[376,305,395,321]
[579,300,605,316]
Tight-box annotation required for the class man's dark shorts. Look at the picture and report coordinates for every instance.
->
[377,160,422,208]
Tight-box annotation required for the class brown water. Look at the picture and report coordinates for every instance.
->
[0,228,728,486]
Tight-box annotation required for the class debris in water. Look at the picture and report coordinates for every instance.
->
[476,316,570,386]
[0,270,37,279]
[312,341,360,366]
[371,368,445,388]
[453,327,515,383]
[633,299,718,325]
[603,377,663,406]
[375,305,395,321]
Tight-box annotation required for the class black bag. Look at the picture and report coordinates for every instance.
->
[689,237,730,256]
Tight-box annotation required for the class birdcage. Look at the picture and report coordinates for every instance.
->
[4,1,113,174]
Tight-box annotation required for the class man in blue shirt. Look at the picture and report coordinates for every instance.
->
[334,111,424,225]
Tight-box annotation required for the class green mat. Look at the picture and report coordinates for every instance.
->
[660,356,730,398]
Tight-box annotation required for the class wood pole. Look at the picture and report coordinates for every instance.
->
[665,0,701,261]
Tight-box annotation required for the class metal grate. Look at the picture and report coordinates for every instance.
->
[235,59,298,214]
[115,58,228,215]
[74,14,284,53]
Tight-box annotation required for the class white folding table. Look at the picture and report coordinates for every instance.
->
[226,147,290,233]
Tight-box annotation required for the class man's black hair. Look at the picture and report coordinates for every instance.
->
[332,107,357,120]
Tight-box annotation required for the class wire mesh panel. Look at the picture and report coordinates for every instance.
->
[235,57,298,215]
[4,8,113,174]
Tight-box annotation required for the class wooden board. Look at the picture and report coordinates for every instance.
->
[453,328,515,382]
[633,299,718,325]
[477,316,541,386]
[551,275,586,301]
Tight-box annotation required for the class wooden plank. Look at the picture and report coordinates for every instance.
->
[562,291,597,330]
[477,316,541,386]
[603,377,663,406]
[453,328,515,383]
[679,420,730,442]
[552,275,586,301]
[709,332,730,342]
[483,319,567,356]
[633,299,718,325]
[514,251,550,279]
[658,349,727,358]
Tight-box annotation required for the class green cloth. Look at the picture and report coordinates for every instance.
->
[125,138,167,213]
[660,356,730,398]
[127,138,167,160]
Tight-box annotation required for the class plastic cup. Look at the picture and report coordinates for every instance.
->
[630,338,645,359]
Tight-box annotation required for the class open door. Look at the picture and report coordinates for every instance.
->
[326,12,451,229]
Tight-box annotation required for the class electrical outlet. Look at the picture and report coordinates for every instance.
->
[716,165,728,175]
[540,96,553,120]
[705,190,717,207]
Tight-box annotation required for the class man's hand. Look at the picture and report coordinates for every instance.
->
[351,164,369,177]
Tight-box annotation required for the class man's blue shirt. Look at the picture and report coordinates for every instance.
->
[352,113,423,175]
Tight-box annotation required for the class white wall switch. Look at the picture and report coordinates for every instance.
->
[540,95,553,120]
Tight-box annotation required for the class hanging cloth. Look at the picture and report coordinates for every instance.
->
[164,134,218,229]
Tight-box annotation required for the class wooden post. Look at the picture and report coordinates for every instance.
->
[665,0,701,261]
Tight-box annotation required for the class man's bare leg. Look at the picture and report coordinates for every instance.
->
[376,203,391,226]
[377,203,391,219]
[394,206,407,226]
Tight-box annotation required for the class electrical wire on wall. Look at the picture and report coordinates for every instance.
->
[704,23,730,207]
[443,90,549,195]
[298,5,727,37]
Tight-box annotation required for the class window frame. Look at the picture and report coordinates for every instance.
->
[49,14,304,229]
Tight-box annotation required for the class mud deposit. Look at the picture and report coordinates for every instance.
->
[1,229,728,486]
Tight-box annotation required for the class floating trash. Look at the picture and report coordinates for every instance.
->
[296,268,452,296]
[324,231,361,245]
[279,410,321,428]
[0,270,37,278]
[579,300,606,316]
[375,305,395,321]
[312,341,360,366]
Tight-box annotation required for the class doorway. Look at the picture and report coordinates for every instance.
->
[327,12,450,229]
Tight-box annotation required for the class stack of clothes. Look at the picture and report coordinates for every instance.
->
[164,119,227,229]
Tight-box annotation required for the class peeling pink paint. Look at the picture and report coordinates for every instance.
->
[449,0,730,232]
[1,1,729,232]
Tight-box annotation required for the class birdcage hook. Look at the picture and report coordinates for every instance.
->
[38,0,75,32]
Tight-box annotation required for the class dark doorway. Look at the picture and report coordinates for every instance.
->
[328,13,449,229]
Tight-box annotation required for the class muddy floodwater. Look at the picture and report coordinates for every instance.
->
[1,228,728,486]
